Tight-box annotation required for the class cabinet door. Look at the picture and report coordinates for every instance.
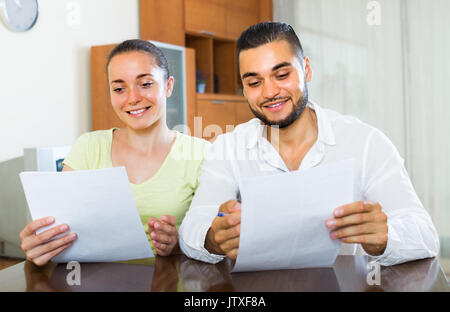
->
[184,0,226,37]
[225,0,260,39]
[236,100,255,125]
[91,44,125,131]
[140,0,185,46]
[196,99,236,141]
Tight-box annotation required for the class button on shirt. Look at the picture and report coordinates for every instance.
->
[179,102,440,266]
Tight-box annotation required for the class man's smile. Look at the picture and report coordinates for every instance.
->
[262,98,290,112]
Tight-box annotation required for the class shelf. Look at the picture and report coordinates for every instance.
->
[197,93,245,101]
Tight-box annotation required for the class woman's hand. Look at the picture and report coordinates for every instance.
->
[147,215,179,256]
[19,216,77,266]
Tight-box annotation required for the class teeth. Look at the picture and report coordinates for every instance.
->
[129,108,147,115]
[267,102,283,108]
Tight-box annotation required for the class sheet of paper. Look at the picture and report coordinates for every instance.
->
[233,159,354,272]
[20,167,154,262]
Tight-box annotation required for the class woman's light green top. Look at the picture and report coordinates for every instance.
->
[62,128,210,253]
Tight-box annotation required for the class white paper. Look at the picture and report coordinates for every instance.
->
[19,167,154,262]
[233,159,354,272]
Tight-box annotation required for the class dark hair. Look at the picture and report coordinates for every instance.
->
[106,39,170,80]
[236,22,304,70]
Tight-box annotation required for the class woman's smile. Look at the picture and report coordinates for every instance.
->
[127,106,152,118]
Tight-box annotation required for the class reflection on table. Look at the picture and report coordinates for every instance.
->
[1,255,447,292]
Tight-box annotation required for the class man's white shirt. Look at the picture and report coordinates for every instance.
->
[179,101,440,266]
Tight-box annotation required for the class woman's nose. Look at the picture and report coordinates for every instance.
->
[127,86,142,105]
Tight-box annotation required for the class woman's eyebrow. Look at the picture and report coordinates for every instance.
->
[136,73,152,79]
[111,73,152,84]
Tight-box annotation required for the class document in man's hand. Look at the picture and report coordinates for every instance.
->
[233,159,354,272]
[19,167,154,262]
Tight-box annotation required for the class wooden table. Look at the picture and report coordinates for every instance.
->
[0,255,448,292]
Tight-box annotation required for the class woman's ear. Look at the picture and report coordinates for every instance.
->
[166,76,175,98]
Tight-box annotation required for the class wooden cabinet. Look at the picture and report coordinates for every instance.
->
[90,0,271,133]
[184,0,226,38]
[236,99,255,124]
[140,0,185,46]
[196,95,236,141]
[194,94,254,141]
[90,44,124,131]
[184,0,273,40]
[224,0,260,39]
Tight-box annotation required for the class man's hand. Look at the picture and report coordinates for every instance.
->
[326,201,388,256]
[205,200,241,261]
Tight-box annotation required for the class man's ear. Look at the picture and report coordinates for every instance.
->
[166,76,175,98]
[304,56,312,83]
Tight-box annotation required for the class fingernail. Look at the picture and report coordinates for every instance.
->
[334,208,343,217]
[60,224,69,231]
[326,220,336,228]
[68,233,77,240]
[47,217,55,224]
[330,232,338,239]
[233,203,241,211]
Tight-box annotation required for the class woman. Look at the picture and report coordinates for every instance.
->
[19,39,210,266]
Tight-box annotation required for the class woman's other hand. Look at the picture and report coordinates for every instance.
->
[147,215,179,256]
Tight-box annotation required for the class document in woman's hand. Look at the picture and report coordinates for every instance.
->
[20,167,154,262]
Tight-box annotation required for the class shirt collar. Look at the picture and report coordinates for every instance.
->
[246,101,336,149]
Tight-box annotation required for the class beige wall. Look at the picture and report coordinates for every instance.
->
[0,0,140,162]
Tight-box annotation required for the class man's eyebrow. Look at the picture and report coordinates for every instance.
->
[111,73,152,84]
[272,62,292,71]
[242,72,258,80]
[241,62,292,80]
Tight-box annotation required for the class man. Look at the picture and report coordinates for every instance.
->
[179,22,439,266]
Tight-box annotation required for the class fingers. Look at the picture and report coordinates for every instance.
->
[26,233,77,266]
[21,223,71,252]
[214,224,240,244]
[148,215,178,256]
[20,216,55,239]
[333,201,376,218]
[330,222,387,240]
[339,233,388,246]
[326,201,386,231]
[31,242,74,267]
[219,200,241,214]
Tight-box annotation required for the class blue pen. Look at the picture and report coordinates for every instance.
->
[217,212,230,217]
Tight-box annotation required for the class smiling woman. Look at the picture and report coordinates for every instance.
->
[17,39,211,267]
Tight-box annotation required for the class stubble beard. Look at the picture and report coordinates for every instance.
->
[248,85,309,129]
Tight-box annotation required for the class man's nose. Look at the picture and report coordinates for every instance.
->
[127,86,142,105]
[261,80,280,101]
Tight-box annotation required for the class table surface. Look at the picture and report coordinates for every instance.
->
[0,255,448,292]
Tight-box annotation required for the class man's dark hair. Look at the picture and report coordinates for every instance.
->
[106,39,170,80]
[236,22,304,71]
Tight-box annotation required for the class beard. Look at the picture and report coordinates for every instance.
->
[249,85,309,129]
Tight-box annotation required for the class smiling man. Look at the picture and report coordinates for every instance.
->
[179,22,439,266]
